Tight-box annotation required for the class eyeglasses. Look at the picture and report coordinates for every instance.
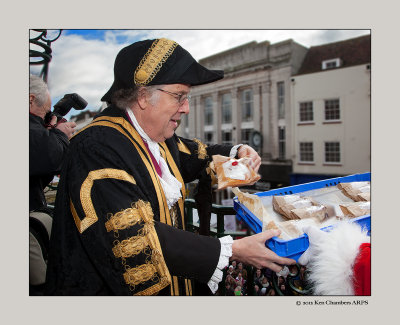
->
[157,89,191,106]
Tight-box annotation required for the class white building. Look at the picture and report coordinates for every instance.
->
[177,39,308,192]
[290,35,371,184]
[177,35,371,194]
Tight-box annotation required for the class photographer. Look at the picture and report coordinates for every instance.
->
[29,74,76,211]
[29,74,76,292]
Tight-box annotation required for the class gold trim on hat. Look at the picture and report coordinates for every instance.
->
[134,38,178,86]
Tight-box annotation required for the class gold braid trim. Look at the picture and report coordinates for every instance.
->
[136,199,155,223]
[124,263,157,287]
[172,276,180,296]
[123,249,171,296]
[105,201,154,232]
[193,138,208,159]
[109,199,171,295]
[72,168,136,233]
[112,235,151,259]
[110,200,156,258]
[134,38,178,86]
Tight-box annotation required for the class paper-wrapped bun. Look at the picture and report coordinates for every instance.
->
[339,202,370,218]
[272,195,326,221]
[290,205,328,222]
[337,182,370,202]
[212,155,260,190]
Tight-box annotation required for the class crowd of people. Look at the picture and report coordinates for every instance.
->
[223,261,308,296]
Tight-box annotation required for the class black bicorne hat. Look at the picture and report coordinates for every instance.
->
[101,38,224,102]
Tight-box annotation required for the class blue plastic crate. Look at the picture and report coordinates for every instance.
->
[233,172,371,261]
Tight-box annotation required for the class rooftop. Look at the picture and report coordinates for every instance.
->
[295,34,371,75]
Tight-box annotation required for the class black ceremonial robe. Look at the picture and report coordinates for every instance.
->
[45,105,233,295]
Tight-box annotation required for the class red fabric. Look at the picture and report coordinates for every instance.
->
[142,140,162,177]
[125,111,162,177]
[352,243,371,295]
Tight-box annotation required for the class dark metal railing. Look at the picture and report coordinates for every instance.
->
[29,29,62,82]
[184,198,249,238]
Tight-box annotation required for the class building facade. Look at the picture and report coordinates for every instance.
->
[176,39,309,194]
[290,35,371,184]
[177,35,371,198]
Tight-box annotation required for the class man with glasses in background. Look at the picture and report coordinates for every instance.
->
[46,38,295,296]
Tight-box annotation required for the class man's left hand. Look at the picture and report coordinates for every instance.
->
[237,145,261,173]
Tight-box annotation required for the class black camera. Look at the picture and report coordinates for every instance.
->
[45,93,87,127]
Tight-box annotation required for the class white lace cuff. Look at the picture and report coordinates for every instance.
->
[207,235,233,294]
[229,144,243,158]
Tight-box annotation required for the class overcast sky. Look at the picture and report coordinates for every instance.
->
[29,29,370,119]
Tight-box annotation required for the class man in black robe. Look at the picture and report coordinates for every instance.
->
[45,38,295,295]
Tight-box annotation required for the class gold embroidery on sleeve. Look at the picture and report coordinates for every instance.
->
[193,138,208,159]
[123,263,157,287]
[105,201,154,232]
[109,200,171,295]
[113,235,151,259]
[73,168,136,233]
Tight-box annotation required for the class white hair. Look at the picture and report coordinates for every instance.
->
[29,74,49,107]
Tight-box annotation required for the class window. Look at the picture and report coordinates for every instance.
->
[324,99,340,121]
[278,126,285,160]
[325,142,341,163]
[299,142,314,162]
[221,93,232,124]
[204,131,213,146]
[204,96,213,126]
[322,58,342,70]
[241,89,253,122]
[277,82,285,119]
[299,101,313,122]
[221,130,232,146]
[241,129,252,145]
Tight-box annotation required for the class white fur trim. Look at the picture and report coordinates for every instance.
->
[306,221,369,295]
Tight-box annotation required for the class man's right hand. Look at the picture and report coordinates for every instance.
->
[231,229,296,272]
